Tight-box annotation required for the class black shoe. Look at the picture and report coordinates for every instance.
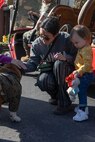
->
[49,98,58,105]
[53,105,73,115]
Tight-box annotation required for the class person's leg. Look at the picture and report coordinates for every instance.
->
[37,71,58,103]
[7,76,22,122]
[8,83,21,112]
[21,29,37,61]
[0,76,9,109]
[0,84,5,109]
[0,74,22,122]
[21,30,32,62]
[73,73,94,121]
[53,60,75,114]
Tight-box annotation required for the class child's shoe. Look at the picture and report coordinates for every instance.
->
[74,106,89,115]
[73,109,88,122]
[10,112,21,122]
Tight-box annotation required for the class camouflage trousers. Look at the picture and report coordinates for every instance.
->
[23,30,33,56]
[0,73,22,112]
[23,29,38,56]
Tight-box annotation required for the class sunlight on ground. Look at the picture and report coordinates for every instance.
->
[0,126,20,142]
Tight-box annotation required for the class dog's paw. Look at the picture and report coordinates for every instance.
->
[10,112,21,122]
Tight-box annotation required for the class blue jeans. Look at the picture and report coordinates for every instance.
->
[78,73,94,107]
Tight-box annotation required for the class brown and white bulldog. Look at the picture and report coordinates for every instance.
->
[0,63,23,122]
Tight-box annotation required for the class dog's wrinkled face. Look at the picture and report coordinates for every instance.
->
[0,63,22,80]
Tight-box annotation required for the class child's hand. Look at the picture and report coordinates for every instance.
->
[73,70,79,77]
[54,53,66,61]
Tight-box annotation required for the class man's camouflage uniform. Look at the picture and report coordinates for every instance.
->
[22,0,56,61]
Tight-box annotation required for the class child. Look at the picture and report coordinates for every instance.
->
[0,54,26,122]
[70,25,94,122]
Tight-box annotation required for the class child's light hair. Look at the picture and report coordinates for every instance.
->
[70,25,91,44]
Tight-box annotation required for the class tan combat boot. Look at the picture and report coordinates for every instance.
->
[21,55,29,62]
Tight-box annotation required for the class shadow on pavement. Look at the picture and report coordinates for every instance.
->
[0,96,95,142]
[0,140,14,142]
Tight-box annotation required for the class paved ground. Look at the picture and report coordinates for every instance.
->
[0,73,95,142]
